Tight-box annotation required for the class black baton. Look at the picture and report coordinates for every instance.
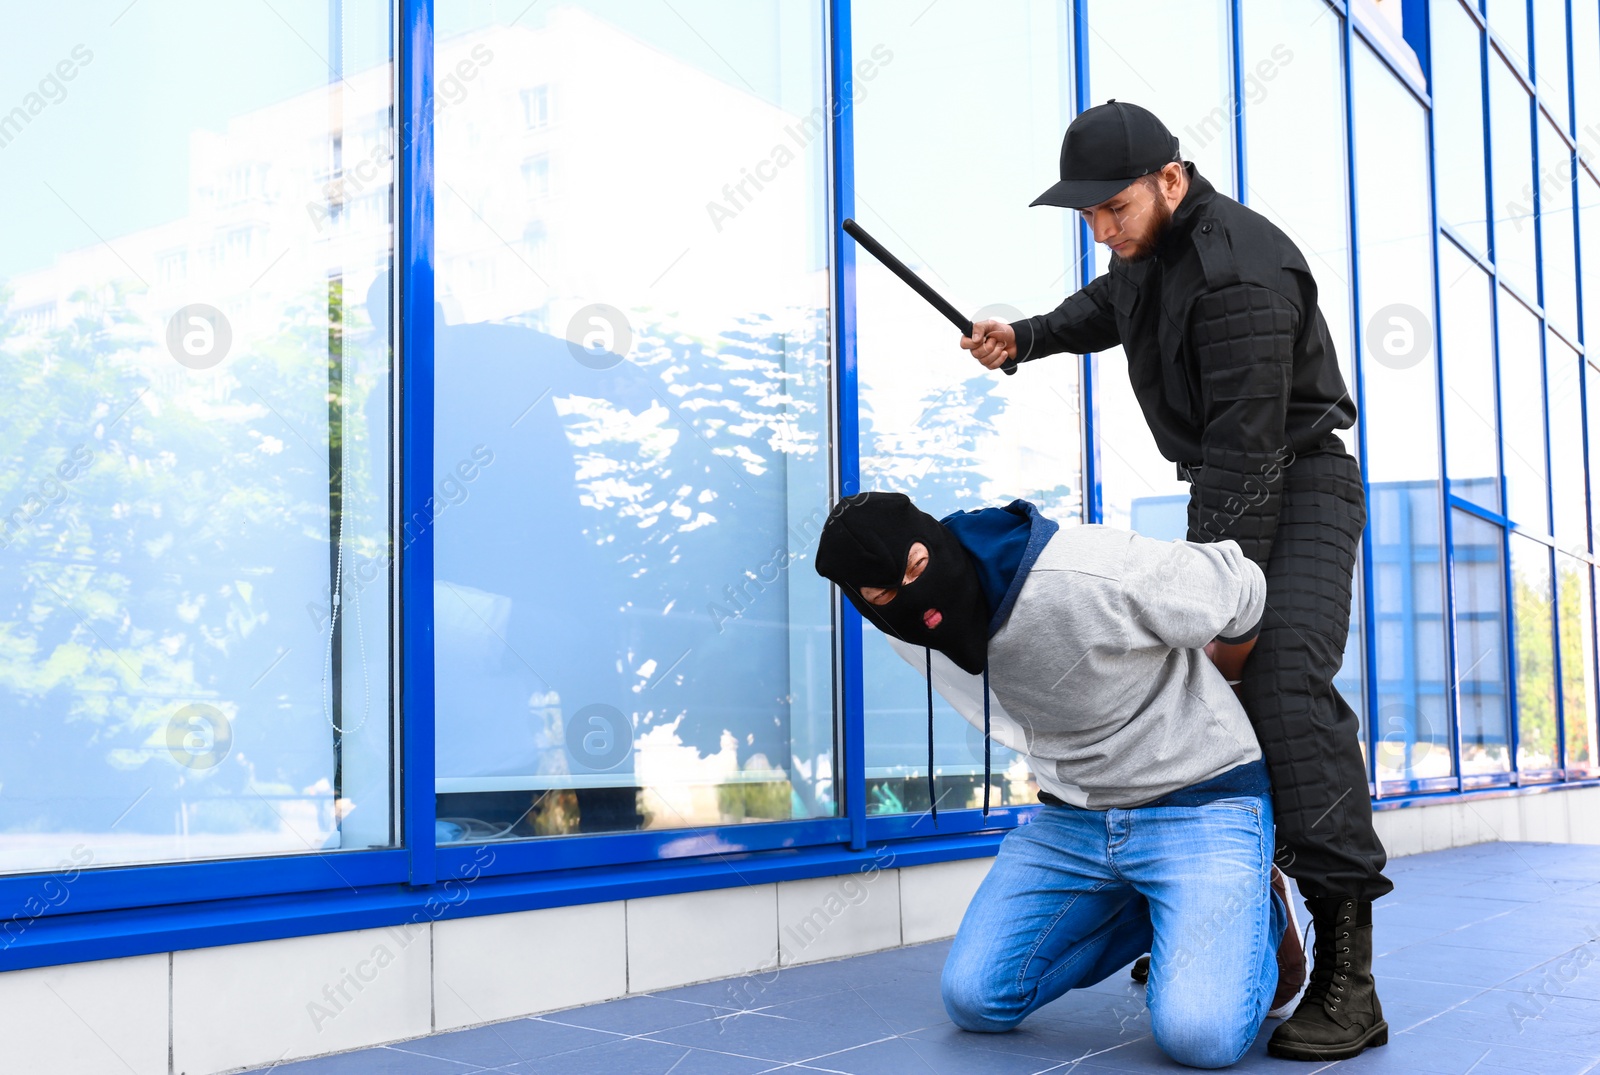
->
[842,218,1018,376]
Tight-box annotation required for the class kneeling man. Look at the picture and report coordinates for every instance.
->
[815,492,1320,1069]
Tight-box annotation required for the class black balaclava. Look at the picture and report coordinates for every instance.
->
[814,492,990,675]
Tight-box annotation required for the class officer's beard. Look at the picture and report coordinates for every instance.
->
[1112,194,1175,264]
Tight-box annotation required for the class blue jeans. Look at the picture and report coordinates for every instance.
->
[942,790,1284,1069]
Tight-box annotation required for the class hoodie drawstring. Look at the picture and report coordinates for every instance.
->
[924,650,993,823]
[982,662,992,818]
[925,646,937,827]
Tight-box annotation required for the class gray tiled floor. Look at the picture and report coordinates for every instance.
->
[245,841,1600,1074]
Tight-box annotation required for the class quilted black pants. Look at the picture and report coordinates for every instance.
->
[1194,446,1393,901]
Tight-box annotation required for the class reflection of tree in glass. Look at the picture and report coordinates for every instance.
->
[1558,559,1593,772]
[0,279,380,845]
[1513,564,1557,771]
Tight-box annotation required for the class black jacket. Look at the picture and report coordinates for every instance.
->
[1010,163,1357,567]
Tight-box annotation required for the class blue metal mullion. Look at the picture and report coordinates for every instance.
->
[1418,0,1465,792]
[1448,492,1515,527]
[1343,8,1381,791]
[1229,0,1247,205]
[1398,491,1420,777]
[827,0,866,852]
[1075,0,1101,525]
[399,0,437,887]
[1503,522,1524,779]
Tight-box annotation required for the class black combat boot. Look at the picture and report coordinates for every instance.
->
[1267,896,1387,1060]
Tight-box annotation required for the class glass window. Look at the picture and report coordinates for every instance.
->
[853,0,1079,815]
[1532,0,1570,129]
[1452,512,1513,775]
[1591,360,1600,555]
[1354,41,1450,756]
[1510,533,1559,773]
[0,2,397,873]
[1583,173,1600,378]
[1558,554,1598,776]
[1547,334,1587,552]
[1243,0,1355,426]
[1497,292,1550,532]
[1432,0,1491,254]
[1088,0,1235,193]
[431,2,836,840]
[1487,0,1532,72]
[1491,55,1539,298]
[1440,242,1502,510]
[1572,0,1600,142]
[1538,116,1579,335]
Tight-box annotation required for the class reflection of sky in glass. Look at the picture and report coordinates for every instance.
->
[1439,242,1500,511]
[1590,359,1600,554]
[1490,56,1539,300]
[1497,293,1550,532]
[1451,510,1511,774]
[1585,179,1600,375]
[0,1,391,279]
[1354,42,1440,483]
[1531,0,1570,129]
[1538,117,1579,335]
[1486,0,1532,73]
[1088,0,1234,192]
[1431,0,1490,255]
[1547,335,1586,552]
[1573,0,1600,139]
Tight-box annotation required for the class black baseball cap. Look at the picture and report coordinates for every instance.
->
[1030,100,1182,210]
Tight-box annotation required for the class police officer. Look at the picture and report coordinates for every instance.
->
[963,100,1391,1062]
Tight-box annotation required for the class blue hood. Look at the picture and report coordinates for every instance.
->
[939,499,1058,638]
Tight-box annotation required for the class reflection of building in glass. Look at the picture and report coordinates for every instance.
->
[4,46,397,354]
[433,12,827,337]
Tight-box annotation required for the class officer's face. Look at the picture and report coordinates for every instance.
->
[1080,163,1186,262]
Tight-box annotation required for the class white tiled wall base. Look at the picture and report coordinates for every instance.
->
[1370,784,1600,856]
[0,952,168,1075]
[10,784,1600,1075]
[173,925,432,1074]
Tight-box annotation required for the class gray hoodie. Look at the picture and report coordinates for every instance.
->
[886,522,1266,809]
